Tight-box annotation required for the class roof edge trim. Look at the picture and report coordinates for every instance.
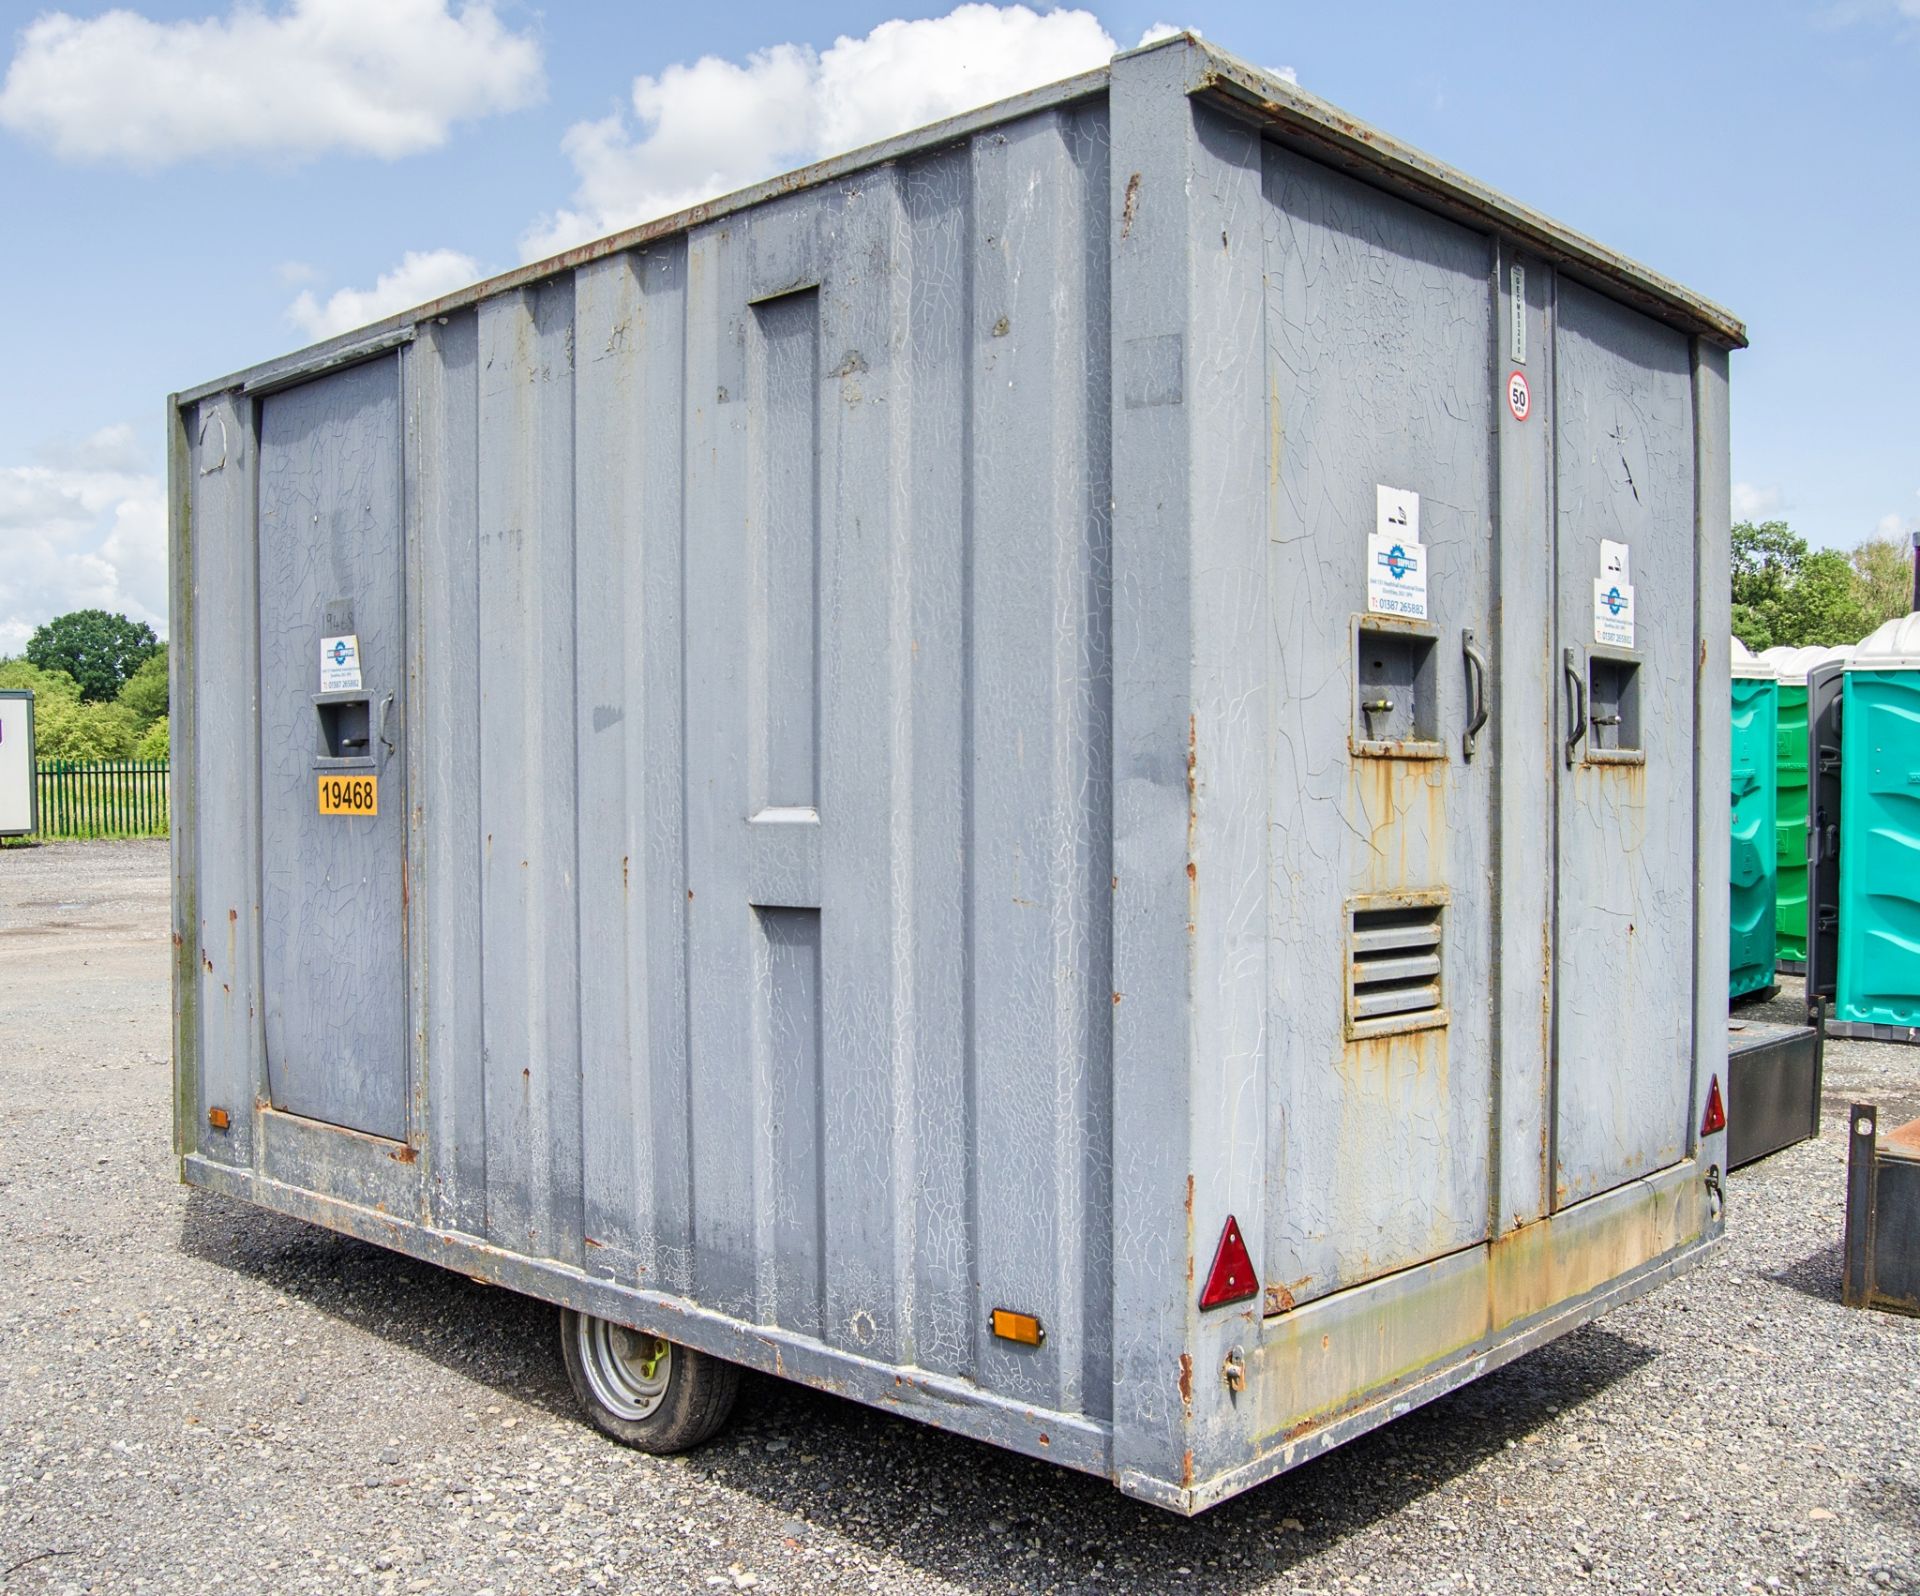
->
[1183,42,1748,351]
[174,64,1113,408]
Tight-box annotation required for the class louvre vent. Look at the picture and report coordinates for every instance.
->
[1347,901,1446,1036]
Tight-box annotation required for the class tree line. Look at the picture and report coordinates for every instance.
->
[1731,522,1913,652]
[0,609,168,761]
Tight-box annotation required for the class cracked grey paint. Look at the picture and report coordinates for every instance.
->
[1258,144,1498,1309]
[258,355,407,1139]
[1552,283,1699,1203]
[172,34,1736,1514]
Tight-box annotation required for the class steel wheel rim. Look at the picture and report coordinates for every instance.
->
[577,1316,672,1421]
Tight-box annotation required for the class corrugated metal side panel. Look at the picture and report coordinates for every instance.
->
[186,390,262,1173]
[413,312,487,1236]
[572,249,695,1297]
[474,279,586,1266]
[393,104,1113,1415]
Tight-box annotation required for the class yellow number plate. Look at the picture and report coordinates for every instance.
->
[317,774,378,816]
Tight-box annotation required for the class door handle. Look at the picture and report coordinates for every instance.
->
[1563,648,1588,767]
[1461,629,1490,761]
[376,693,396,771]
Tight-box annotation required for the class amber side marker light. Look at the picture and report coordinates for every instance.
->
[1700,1074,1726,1137]
[990,1308,1046,1347]
[207,1107,231,1131]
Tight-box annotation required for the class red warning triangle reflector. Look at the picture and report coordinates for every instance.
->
[1199,1214,1258,1310]
[1700,1074,1727,1137]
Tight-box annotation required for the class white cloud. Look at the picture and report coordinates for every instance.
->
[1733,482,1782,519]
[1876,509,1920,540]
[0,0,543,167]
[288,248,483,341]
[521,3,1120,261]
[33,423,150,476]
[0,437,165,653]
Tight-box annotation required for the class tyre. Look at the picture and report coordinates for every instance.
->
[558,1307,741,1452]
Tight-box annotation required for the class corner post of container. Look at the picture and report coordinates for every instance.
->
[1690,340,1732,1197]
[167,391,200,1171]
[1107,33,1274,1508]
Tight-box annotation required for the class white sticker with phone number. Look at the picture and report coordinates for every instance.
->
[1594,579,1635,648]
[320,633,362,693]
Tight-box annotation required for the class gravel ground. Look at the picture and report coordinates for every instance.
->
[1,840,1915,1595]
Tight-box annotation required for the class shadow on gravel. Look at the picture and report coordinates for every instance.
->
[689,1326,1659,1594]
[178,1186,1658,1594]
[178,1188,577,1420]
[1767,1238,1845,1304]
[1855,1473,1920,1536]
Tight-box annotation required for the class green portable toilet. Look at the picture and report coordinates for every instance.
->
[1835,615,1920,1039]
[1731,640,1780,1002]
[1759,644,1834,972]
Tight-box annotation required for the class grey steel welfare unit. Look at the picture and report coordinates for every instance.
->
[170,36,1743,1513]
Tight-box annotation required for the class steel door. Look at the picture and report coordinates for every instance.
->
[1259,149,1499,1306]
[1551,285,1696,1205]
[258,355,409,1141]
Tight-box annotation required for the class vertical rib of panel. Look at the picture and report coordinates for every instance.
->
[1690,343,1731,1161]
[477,282,584,1265]
[575,253,656,1285]
[748,287,822,813]
[753,903,824,1336]
[1179,105,1272,1464]
[191,391,262,1174]
[412,315,486,1236]
[682,223,757,1320]
[744,265,828,1340]
[900,146,976,1379]
[817,169,908,1361]
[1067,101,1115,1418]
[968,110,1110,1416]
[1490,246,1554,1232]
[638,244,695,1292]
[1107,42,1203,1491]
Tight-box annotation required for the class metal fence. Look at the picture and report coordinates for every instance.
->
[33,758,170,840]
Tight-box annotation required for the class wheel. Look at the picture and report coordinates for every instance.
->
[558,1307,741,1452]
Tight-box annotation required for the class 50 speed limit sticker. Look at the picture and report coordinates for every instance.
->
[1506,369,1531,423]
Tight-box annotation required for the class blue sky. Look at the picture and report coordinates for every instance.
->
[1,0,1914,646]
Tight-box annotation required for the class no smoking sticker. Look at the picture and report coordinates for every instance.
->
[1506,370,1531,423]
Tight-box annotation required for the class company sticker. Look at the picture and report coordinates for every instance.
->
[1369,485,1428,619]
[1593,578,1635,649]
[320,634,363,693]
